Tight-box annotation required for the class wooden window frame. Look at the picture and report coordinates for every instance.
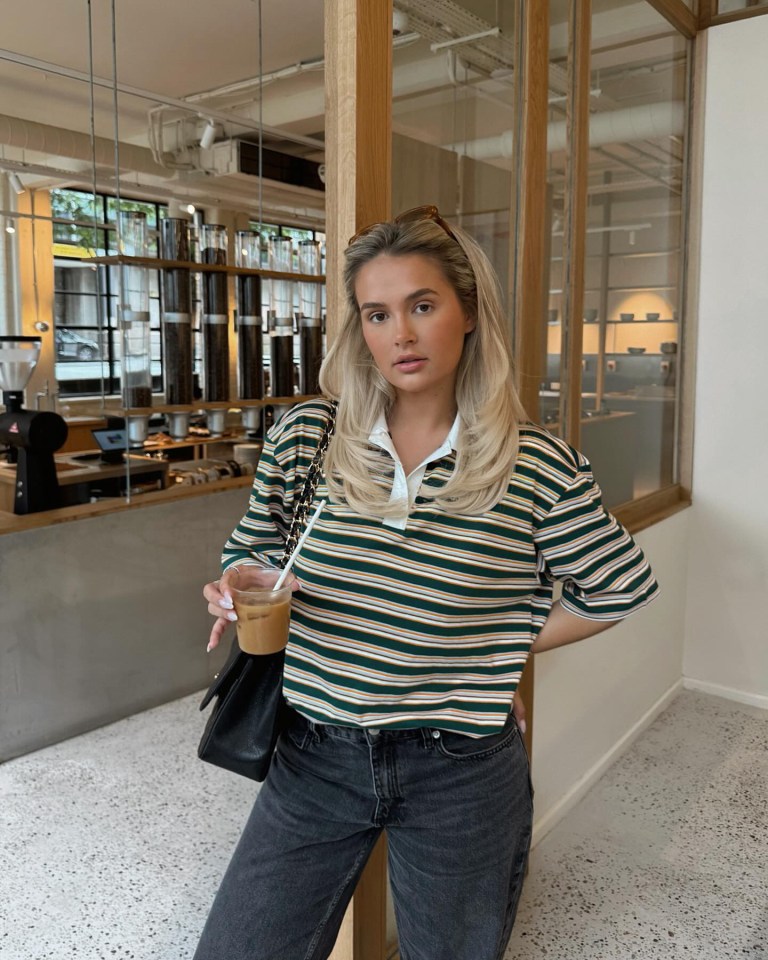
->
[699,1,768,29]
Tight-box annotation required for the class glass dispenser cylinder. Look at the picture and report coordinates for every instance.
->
[268,235,295,399]
[160,218,193,439]
[119,211,152,445]
[298,239,322,395]
[200,224,229,432]
[236,231,263,401]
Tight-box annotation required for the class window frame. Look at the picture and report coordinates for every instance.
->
[51,188,165,399]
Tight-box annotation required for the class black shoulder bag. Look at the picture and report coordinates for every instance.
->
[197,404,337,781]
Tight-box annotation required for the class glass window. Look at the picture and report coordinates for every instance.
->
[391,0,518,318]
[52,188,165,398]
[718,0,768,10]
[545,1,689,507]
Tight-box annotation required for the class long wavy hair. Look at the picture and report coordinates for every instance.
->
[319,217,528,517]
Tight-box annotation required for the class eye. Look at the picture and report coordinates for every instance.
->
[366,311,387,324]
[414,301,433,315]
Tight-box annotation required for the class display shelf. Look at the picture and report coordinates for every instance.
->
[116,393,322,416]
[86,254,325,284]
[550,318,678,325]
[553,248,680,262]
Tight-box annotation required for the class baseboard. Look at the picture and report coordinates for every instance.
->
[530,678,683,849]
[682,677,768,711]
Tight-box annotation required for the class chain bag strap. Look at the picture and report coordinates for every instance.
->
[279,401,337,567]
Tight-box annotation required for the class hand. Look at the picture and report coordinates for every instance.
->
[513,692,527,736]
[203,565,301,652]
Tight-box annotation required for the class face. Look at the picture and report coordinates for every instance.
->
[355,254,475,404]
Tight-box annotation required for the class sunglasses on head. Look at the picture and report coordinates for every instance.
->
[348,204,458,247]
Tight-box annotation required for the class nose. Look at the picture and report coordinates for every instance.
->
[393,312,416,346]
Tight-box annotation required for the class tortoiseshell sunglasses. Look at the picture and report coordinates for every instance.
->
[348,204,457,247]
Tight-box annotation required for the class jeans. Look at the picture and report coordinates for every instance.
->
[193,708,533,960]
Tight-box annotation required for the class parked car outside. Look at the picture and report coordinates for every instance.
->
[55,328,101,361]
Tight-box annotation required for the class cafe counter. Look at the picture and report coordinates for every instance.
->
[0,477,253,762]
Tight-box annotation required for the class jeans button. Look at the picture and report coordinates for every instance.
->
[431,730,441,739]
[369,728,380,736]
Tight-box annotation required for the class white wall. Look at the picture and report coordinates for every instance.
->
[532,510,688,839]
[683,17,768,708]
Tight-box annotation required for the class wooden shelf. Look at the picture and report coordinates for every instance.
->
[117,393,322,416]
[86,254,325,284]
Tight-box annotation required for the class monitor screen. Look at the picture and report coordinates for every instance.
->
[91,428,128,452]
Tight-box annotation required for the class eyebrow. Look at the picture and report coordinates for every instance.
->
[359,288,439,311]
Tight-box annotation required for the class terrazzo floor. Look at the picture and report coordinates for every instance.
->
[0,689,765,960]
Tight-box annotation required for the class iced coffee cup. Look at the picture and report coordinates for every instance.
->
[230,567,292,655]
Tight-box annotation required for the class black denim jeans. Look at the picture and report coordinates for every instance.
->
[194,708,533,960]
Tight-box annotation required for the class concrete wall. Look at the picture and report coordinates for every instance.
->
[0,488,248,761]
[682,17,768,709]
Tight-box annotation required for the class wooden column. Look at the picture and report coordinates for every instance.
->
[324,3,392,958]
[508,0,551,761]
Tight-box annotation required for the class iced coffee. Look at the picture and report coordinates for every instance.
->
[230,568,292,655]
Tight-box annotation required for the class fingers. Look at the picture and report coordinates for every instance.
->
[206,617,229,653]
[513,693,527,736]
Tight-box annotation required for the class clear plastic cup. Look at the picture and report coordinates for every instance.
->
[230,566,292,655]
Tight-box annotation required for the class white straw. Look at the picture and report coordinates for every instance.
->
[273,499,327,590]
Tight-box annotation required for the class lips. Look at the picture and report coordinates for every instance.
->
[394,355,426,366]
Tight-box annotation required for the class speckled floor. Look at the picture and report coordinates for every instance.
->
[506,691,768,959]
[0,690,765,960]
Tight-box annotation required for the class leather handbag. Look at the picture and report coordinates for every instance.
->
[197,403,337,781]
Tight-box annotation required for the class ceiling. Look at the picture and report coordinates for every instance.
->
[0,0,687,221]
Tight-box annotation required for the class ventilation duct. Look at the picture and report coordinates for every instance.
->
[0,114,173,179]
[207,140,325,192]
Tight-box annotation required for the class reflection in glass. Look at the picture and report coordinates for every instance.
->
[545,2,689,506]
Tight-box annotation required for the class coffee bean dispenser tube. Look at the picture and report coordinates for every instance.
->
[235,231,263,435]
[268,236,295,417]
[160,218,193,439]
[298,239,322,395]
[118,211,152,446]
[201,224,229,435]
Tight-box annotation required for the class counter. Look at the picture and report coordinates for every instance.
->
[0,479,254,762]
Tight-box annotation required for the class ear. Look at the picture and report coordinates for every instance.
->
[464,312,477,333]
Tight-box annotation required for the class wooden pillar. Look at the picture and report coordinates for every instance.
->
[509,0,551,762]
[324,2,392,958]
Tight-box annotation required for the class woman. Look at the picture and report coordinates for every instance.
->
[195,207,659,960]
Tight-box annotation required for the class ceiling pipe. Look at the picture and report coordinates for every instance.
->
[447,100,686,160]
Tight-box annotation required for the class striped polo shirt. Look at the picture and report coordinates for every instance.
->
[222,398,659,737]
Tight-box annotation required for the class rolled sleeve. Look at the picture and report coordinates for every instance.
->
[533,460,660,622]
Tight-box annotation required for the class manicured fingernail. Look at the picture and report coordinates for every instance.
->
[220,596,233,609]
[519,720,527,735]
[226,612,238,622]
[206,641,213,653]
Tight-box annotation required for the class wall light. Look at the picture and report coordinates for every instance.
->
[186,204,196,215]
[5,218,16,234]
[199,119,217,151]
[8,173,25,195]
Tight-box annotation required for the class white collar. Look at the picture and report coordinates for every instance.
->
[368,410,460,466]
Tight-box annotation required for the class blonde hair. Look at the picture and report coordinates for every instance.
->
[319,218,528,517]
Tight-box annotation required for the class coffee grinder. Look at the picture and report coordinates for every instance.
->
[0,335,68,514]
